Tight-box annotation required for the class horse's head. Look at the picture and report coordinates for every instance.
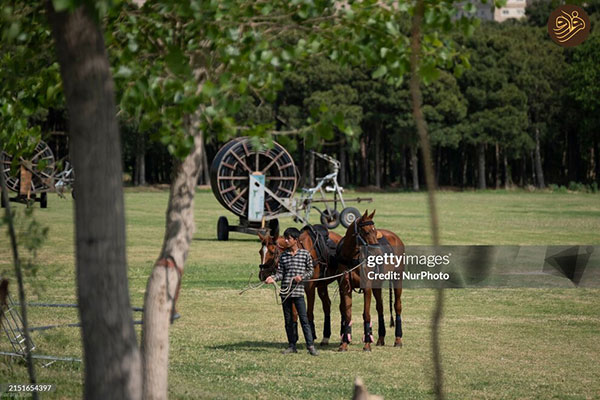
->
[257,231,285,281]
[354,209,379,246]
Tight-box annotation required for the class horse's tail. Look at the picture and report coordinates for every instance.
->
[389,282,394,327]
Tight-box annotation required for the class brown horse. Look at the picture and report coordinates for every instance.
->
[336,210,405,351]
[258,226,342,345]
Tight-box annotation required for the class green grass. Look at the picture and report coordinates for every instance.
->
[1,190,599,399]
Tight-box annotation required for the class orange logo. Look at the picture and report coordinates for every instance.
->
[548,5,590,47]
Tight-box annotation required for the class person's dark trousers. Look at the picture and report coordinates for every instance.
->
[282,296,314,347]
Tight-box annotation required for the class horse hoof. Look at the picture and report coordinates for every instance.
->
[376,338,385,346]
[338,343,348,352]
[363,344,372,352]
[394,338,403,347]
[320,338,330,346]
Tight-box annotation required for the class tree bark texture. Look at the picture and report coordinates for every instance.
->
[135,134,146,186]
[375,129,381,188]
[530,151,536,186]
[47,4,142,400]
[308,151,315,187]
[411,145,419,191]
[339,140,347,186]
[360,136,368,186]
[534,128,545,189]
[142,133,204,400]
[461,146,467,188]
[495,143,500,189]
[503,153,510,190]
[477,143,486,190]
[595,138,599,183]
[400,145,407,189]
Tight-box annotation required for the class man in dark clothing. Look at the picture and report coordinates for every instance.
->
[265,227,318,356]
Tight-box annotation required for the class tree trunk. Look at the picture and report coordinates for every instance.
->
[360,136,368,186]
[400,145,407,189]
[200,131,210,185]
[410,145,419,191]
[520,156,525,187]
[308,150,315,187]
[375,129,381,188]
[534,128,545,189]
[562,132,568,182]
[435,146,441,188]
[339,141,346,187]
[594,137,600,183]
[495,143,500,189]
[134,133,146,186]
[461,146,468,188]
[349,151,356,185]
[503,152,510,190]
[530,150,536,186]
[135,147,146,187]
[136,153,146,186]
[47,4,141,400]
[477,143,486,190]
[142,130,204,400]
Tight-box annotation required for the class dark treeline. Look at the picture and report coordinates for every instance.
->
[123,1,599,191]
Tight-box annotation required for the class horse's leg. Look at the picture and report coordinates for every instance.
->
[394,287,403,347]
[373,288,385,346]
[362,288,373,351]
[317,284,331,346]
[338,274,353,352]
[292,303,299,346]
[339,287,345,339]
[306,282,317,342]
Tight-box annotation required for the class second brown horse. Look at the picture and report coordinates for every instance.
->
[336,210,405,351]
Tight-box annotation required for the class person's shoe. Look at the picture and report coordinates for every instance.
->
[307,345,319,356]
[281,346,297,354]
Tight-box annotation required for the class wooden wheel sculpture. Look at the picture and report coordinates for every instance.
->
[1,140,56,208]
[210,137,298,240]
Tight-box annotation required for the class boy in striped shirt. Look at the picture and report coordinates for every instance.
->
[265,228,318,356]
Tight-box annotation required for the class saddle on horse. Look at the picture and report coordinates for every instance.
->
[301,224,338,278]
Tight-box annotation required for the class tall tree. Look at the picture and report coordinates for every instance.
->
[47,3,141,399]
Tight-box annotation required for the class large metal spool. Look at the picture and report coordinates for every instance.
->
[1,140,56,194]
[210,137,298,219]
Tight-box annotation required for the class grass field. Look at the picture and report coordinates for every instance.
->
[1,189,599,399]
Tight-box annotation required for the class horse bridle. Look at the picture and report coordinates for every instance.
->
[259,241,282,273]
[354,219,375,247]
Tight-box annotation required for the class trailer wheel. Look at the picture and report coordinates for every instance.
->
[268,219,280,238]
[340,207,361,228]
[40,192,48,209]
[320,209,340,229]
[217,216,229,241]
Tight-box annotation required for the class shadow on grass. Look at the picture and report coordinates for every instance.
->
[193,237,258,242]
[207,341,340,352]
[207,341,285,352]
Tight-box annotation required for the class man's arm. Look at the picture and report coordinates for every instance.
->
[271,256,284,282]
[301,252,314,281]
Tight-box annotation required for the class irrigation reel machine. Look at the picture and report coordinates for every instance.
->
[1,140,74,208]
[210,137,371,240]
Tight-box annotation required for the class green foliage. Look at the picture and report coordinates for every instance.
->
[102,0,477,158]
[0,3,63,158]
